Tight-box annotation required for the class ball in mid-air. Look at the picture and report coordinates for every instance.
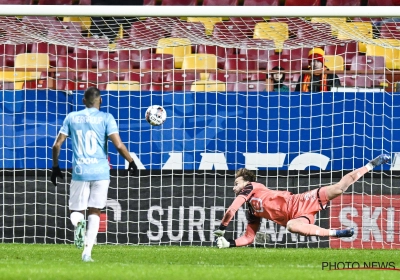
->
[145,105,167,126]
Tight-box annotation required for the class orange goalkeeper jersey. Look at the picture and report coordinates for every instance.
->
[221,182,293,228]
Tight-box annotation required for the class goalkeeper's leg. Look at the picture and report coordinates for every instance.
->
[325,154,390,201]
[286,217,354,237]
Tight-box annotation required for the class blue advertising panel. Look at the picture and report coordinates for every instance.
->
[0,90,398,170]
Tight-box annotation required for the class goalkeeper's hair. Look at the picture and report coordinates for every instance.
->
[84,87,101,107]
[235,168,256,182]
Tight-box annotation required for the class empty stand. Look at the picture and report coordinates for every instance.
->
[368,0,397,5]
[224,54,258,71]
[203,0,238,4]
[170,22,208,41]
[140,53,174,70]
[182,54,218,70]
[285,0,320,5]
[78,71,118,90]
[239,48,275,70]
[0,44,26,67]
[380,22,400,39]
[31,42,68,67]
[326,0,361,5]
[162,0,197,5]
[195,45,234,69]
[156,38,192,69]
[165,71,199,91]
[233,81,267,92]
[350,55,385,71]
[187,17,223,35]
[324,42,359,70]
[212,22,250,43]
[281,44,313,70]
[243,0,279,5]
[106,81,140,91]
[129,20,170,48]
[38,0,73,4]
[324,55,344,71]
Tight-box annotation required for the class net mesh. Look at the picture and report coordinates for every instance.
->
[0,14,399,249]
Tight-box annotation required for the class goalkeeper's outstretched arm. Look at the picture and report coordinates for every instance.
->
[216,222,259,249]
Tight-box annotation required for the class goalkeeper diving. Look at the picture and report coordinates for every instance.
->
[214,154,391,248]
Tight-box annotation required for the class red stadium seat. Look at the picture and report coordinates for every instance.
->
[239,48,275,70]
[144,0,157,4]
[38,0,73,4]
[234,81,267,92]
[209,72,244,91]
[171,22,207,41]
[162,0,197,5]
[326,0,361,5]
[380,22,400,39]
[243,0,279,5]
[31,42,68,67]
[77,71,118,90]
[195,45,235,69]
[281,44,313,70]
[129,21,170,48]
[140,53,174,70]
[285,0,320,5]
[203,0,238,5]
[350,55,385,71]
[74,38,109,68]
[324,42,359,70]
[0,44,26,67]
[212,22,250,43]
[296,23,333,42]
[0,0,33,4]
[229,17,265,35]
[269,17,305,39]
[224,54,258,71]
[368,0,397,5]
[268,54,301,72]
[338,74,373,88]
[164,71,200,91]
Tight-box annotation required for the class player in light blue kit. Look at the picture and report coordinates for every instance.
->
[50,87,137,262]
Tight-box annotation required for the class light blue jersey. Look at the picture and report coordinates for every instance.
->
[59,107,118,181]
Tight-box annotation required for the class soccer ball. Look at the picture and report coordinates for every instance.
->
[145,105,167,126]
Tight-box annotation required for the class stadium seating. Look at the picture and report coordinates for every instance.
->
[285,0,320,5]
[170,22,207,42]
[186,17,223,35]
[203,0,238,5]
[350,55,385,71]
[324,42,359,70]
[324,55,344,71]
[338,74,373,88]
[253,22,289,50]
[243,0,279,5]
[365,39,400,69]
[140,53,175,70]
[195,44,234,69]
[162,0,197,5]
[380,22,400,39]
[156,38,192,69]
[212,22,250,43]
[268,54,301,72]
[368,0,397,5]
[0,44,26,67]
[181,54,218,70]
[239,48,275,70]
[106,81,140,91]
[164,71,200,91]
[0,0,33,3]
[38,0,73,4]
[224,54,258,71]
[144,0,156,4]
[31,43,68,67]
[129,21,170,48]
[281,45,313,70]
[326,0,361,5]
[233,81,267,92]
[77,71,118,90]
[208,72,244,91]
[190,80,226,92]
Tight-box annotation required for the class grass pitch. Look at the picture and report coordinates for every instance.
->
[0,244,399,280]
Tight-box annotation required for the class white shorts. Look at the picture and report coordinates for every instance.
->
[69,180,110,211]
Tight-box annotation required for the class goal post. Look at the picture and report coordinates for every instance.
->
[0,5,399,248]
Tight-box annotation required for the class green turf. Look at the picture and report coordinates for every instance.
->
[0,244,399,280]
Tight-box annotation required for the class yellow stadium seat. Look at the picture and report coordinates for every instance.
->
[156,38,192,69]
[253,22,288,50]
[106,81,141,91]
[366,39,400,69]
[336,22,373,52]
[311,17,346,36]
[324,55,344,71]
[190,80,226,92]
[63,16,91,31]
[187,17,223,35]
[181,54,218,71]
[15,53,49,69]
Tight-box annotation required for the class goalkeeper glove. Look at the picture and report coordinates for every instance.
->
[51,165,64,186]
[216,237,230,249]
[213,229,225,237]
[128,160,138,176]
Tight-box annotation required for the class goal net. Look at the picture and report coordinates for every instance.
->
[0,5,399,249]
